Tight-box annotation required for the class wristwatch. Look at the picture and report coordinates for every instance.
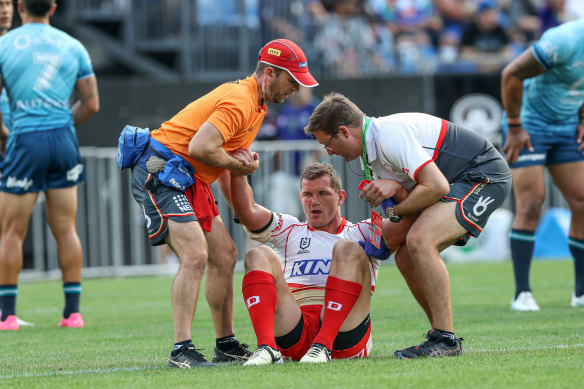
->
[387,206,402,223]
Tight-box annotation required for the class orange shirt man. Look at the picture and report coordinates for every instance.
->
[130,39,318,368]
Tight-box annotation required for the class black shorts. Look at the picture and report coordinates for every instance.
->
[130,165,197,246]
[442,175,512,241]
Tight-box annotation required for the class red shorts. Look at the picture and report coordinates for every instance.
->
[278,305,372,361]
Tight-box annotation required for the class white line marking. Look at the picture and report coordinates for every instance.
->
[0,366,163,380]
[2,344,583,379]
[470,343,584,353]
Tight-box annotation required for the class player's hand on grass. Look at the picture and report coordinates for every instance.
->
[503,126,533,164]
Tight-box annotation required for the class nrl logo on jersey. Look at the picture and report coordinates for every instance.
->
[297,237,311,254]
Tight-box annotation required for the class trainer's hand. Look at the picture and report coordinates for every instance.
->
[359,179,401,208]
[231,148,259,165]
[358,239,391,261]
[503,126,533,164]
[232,158,259,176]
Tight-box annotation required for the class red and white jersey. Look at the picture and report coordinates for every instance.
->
[246,213,380,307]
[362,113,508,189]
[363,113,446,191]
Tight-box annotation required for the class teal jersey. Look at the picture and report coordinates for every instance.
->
[521,19,584,134]
[0,23,94,134]
[0,88,9,128]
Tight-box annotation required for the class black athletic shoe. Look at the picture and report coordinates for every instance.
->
[169,344,214,368]
[212,342,252,363]
[394,330,464,359]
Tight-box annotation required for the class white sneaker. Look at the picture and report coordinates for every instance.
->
[243,345,283,366]
[571,293,584,307]
[0,311,34,326]
[511,291,541,311]
[299,343,331,363]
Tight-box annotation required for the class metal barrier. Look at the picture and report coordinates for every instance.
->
[21,141,567,279]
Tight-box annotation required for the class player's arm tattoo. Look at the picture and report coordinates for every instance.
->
[509,50,545,81]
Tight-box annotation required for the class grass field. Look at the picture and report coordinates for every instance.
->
[1,259,583,388]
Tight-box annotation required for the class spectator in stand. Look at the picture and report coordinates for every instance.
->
[370,0,443,43]
[538,0,576,33]
[433,0,475,41]
[314,0,393,77]
[499,0,542,43]
[460,0,513,72]
[259,0,303,43]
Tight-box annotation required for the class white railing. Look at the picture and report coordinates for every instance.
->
[20,141,567,279]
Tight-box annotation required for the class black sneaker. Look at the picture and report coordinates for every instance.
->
[212,342,252,363]
[394,330,464,359]
[169,344,214,368]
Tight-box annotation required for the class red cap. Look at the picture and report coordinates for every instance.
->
[258,39,318,88]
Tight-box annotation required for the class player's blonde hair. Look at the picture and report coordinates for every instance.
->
[304,92,365,136]
[300,162,342,193]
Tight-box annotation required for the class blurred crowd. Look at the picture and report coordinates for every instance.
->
[91,0,582,77]
[279,0,583,76]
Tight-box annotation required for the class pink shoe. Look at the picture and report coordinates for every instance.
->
[58,313,84,328]
[0,315,19,330]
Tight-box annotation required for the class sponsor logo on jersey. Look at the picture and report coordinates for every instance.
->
[267,48,281,56]
[173,195,193,213]
[66,164,84,182]
[5,176,33,190]
[290,259,330,277]
[15,98,70,110]
[472,196,494,217]
[401,167,410,175]
[517,153,545,163]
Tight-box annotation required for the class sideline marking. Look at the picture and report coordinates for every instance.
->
[2,344,583,379]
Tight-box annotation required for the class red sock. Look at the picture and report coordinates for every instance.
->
[313,276,362,351]
[242,271,277,349]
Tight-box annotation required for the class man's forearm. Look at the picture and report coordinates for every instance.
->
[191,145,241,170]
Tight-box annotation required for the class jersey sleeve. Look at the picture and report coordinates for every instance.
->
[244,212,300,246]
[532,25,573,70]
[75,41,95,80]
[206,88,254,143]
[376,124,432,182]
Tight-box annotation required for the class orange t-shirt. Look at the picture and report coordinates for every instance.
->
[150,76,266,185]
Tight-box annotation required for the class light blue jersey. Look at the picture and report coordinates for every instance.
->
[0,88,9,128]
[0,23,94,134]
[521,19,584,134]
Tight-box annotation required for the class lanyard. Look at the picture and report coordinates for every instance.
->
[361,117,372,180]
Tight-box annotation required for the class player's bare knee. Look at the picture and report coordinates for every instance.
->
[332,239,364,264]
[178,247,208,271]
[568,196,584,219]
[405,231,433,260]
[244,245,275,272]
[516,194,545,221]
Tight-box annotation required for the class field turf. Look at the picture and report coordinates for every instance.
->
[1,259,582,388]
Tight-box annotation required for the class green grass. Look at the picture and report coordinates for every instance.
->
[1,260,583,388]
